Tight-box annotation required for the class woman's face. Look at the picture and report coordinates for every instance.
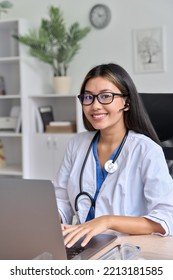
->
[83,77,127,132]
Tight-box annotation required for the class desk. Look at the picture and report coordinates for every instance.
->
[90,234,173,260]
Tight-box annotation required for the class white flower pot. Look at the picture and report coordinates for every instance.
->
[53,76,71,95]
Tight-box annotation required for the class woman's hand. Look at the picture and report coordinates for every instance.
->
[62,215,165,248]
[62,215,110,248]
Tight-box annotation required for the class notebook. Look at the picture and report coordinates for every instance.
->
[0,177,117,260]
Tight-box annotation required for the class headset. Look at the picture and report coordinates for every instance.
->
[119,102,130,111]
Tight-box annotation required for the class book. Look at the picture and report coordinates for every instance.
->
[10,105,21,133]
[49,121,73,126]
[45,121,76,133]
[38,106,54,132]
[35,107,44,133]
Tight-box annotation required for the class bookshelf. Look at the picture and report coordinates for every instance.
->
[0,18,83,180]
[27,94,83,180]
[0,19,24,177]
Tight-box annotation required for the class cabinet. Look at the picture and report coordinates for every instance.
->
[26,94,83,180]
[28,133,73,180]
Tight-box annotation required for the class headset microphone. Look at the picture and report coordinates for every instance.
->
[119,103,129,111]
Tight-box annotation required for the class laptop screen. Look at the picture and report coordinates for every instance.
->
[0,178,116,260]
[0,178,66,260]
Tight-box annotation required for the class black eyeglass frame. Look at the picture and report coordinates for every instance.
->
[77,92,129,106]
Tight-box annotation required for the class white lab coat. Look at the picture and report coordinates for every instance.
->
[54,130,173,236]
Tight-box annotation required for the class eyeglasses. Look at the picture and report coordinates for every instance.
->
[77,92,128,106]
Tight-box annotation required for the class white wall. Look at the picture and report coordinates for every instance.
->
[5,0,173,93]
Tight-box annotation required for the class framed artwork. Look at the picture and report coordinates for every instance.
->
[133,27,165,73]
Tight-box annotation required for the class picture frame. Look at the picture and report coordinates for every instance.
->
[133,27,165,73]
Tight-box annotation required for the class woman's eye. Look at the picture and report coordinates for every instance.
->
[85,95,92,100]
[101,94,111,99]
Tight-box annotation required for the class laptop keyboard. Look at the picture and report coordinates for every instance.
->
[66,246,85,260]
[65,234,117,260]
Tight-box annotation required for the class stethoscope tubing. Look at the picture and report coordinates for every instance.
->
[75,131,99,211]
[74,130,128,212]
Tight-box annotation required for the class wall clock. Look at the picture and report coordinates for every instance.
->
[89,4,111,29]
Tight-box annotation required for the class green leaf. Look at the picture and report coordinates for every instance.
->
[13,5,90,76]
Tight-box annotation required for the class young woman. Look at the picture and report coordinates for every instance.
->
[54,63,173,248]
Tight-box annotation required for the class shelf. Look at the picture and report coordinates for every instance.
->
[29,94,76,98]
[0,18,18,25]
[0,95,20,99]
[0,164,22,176]
[0,132,22,137]
[0,56,20,62]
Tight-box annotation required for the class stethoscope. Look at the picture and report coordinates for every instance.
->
[74,130,128,214]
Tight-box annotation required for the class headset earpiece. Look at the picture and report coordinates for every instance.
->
[119,102,130,111]
[125,102,130,108]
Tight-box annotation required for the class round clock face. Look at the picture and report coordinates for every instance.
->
[89,4,111,29]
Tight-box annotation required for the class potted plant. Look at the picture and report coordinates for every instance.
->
[13,5,90,94]
[0,1,13,19]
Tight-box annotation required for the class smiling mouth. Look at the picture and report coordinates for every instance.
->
[92,113,108,120]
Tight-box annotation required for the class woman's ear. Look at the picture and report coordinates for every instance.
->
[123,101,130,111]
[123,97,130,111]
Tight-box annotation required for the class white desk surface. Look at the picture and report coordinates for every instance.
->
[90,234,173,260]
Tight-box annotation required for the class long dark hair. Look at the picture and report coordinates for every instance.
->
[79,63,161,145]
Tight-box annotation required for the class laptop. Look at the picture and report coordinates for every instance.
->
[0,177,117,260]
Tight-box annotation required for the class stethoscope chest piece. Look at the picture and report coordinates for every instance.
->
[104,160,118,173]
